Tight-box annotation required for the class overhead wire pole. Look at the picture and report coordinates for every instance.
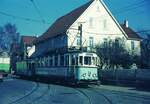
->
[79,24,83,51]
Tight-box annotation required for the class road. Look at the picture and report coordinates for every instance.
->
[0,78,150,104]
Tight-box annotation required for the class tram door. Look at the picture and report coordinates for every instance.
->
[31,63,35,75]
[28,62,35,76]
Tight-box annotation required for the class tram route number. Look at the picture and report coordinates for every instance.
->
[81,71,97,79]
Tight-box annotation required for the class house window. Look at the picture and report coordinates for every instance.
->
[103,20,107,29]
[115,38,119,47]
[89,17,93,27]
[131,41,135,50]
[104,38,108,46]
[97,6,100,12]
[76,36,81,46]
[89,37,94,47]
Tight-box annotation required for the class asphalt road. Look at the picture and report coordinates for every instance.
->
[0,78,150,104]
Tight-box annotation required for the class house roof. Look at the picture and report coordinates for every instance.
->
[120,24,142,40]
[21,36,37,45]
[35,0,141,44]
[35,0,93,44]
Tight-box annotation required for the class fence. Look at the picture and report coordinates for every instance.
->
[99,69,150,86]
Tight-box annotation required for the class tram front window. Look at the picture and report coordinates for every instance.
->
[84,56,91,65]
[92,57,96,65]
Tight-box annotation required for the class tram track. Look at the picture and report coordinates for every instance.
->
[110,91,150,101]
[74,87,113,104]
[26,84,51,104]
[9,82,51,104]
[75,88,93,104]
[90,85,150,102]
[89,88,113,104]
[9,82,39,104]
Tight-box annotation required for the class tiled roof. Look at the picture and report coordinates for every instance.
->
[120,24,142,40]
[21,36,37,45]
[35,0,93,43]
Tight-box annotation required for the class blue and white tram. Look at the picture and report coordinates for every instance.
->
[35,52,99,84]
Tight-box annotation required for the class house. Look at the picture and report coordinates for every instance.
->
[33,0,141,58]
[10,36,37,72]
[10,43,20,71]
[20,36,37,59]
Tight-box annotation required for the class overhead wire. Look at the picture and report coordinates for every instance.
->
[0,0,148,25]
[30,0,45,24]
[69,27,150,36]
[104,0,147,15]
[0,0,149,36]
[0,11,49,24]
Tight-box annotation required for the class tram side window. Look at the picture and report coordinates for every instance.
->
[37,60,40,67]
[42,58,45,67]
[55,56,58,66]
[84,56,91,65]
[71,55,75,65]
[75,57,78,66]
[45,57,48,67]
[79,56,83,65]
[38,62,40,67]
[49,57,53,66]
[65,55,69,66]
[60,55,64,66]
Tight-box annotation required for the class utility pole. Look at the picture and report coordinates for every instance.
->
[79,24,83,51]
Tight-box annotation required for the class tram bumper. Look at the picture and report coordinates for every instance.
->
[75,79,100,85]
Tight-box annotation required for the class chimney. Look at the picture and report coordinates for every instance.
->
[124,20,128,28]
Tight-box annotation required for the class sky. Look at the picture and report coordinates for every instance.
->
[0,0,150,37]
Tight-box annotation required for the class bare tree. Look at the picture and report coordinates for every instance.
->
[96,38,134,69]
[0,23,20,56]
[141,34,150,68]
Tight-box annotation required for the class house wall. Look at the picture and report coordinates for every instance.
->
[67,0,141,55]
[27,45,35,57]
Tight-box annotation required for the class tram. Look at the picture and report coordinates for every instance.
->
[0,57,10,77]
[15,51,100,85]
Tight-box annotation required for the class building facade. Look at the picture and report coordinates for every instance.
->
[33,0,141,58]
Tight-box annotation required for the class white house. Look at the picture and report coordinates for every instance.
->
[33,0,141,57]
